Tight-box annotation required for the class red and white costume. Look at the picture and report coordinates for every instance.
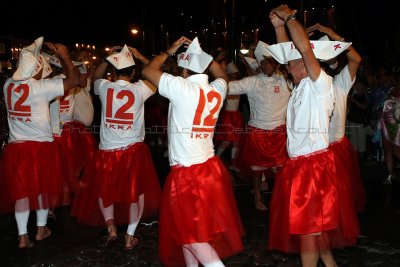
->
[52,79,97,201]
[214,95,243,142]
[158,73,244,266]
[329,65,366,213]
[71,79,161,226]
[1,77,64,213]
[229,72,290,170]
[269,70,359,252]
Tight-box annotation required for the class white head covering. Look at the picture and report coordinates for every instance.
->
[319,35,330,41]
[177,37,212,73]
[244,56,259,71]
[41,54,52,78]
[106,45,135,69]
[254,41,272,64]
[12,36,44,81]
[43,52,62,68]
[265,40,352,64]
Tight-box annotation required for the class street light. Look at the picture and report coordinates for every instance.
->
[131,28,139,35]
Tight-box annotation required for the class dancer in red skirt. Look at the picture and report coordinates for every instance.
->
[229,40,291,210]
[0,37,80,248]
[71,45,161,250]
[143,36,244,267]
[268,5,357,267]
[49,61,97,205]
[306,23,367,212]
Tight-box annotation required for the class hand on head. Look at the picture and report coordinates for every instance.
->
[44,42,69,58]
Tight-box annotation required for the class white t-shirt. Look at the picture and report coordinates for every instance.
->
[4,77,64,142]
[286,70,335,157]
[94,79,154,150]
[59,91,75,123]
[159,73,227,166]
[228,73,290,130]
[329,65,356,143]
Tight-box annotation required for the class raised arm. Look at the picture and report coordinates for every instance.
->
[308,23,362,80]
[45,42,80,91]
[129,47,150,65]
[269,10,290,43]
[91,46,121,85]
[273,4,321,81]
[142,36,190,87]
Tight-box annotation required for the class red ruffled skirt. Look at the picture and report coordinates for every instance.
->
[234,124,288,170]
[71,142,161,226]
[0,141,63,213]
[54,121,97,194]
[159,156,244,266]
[215,110,244,142]
[269,149,359,253]
[329,137,366,212]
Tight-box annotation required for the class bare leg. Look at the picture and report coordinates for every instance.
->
[318,234,337,267]
[299,235,320,267]
[253,170,267,210]
[183,242,224,267]
[183,246,199,267]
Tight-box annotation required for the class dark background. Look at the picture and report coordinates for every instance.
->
[2,0,399,67]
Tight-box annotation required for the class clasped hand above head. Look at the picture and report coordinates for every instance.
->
[166,36,192,55]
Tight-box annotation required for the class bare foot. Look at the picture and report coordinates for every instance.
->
[124,234,139,250]
[255,200,268,211]
[107,224,118,243]
[19,234,34,248]
[36,226,52,241]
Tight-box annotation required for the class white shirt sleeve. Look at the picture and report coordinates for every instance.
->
[94,79,108,95]
[309,70,333,96]
[333,65,354,95]
[228,75,256,95]
[159,73,186,102]
[137,80,155,101]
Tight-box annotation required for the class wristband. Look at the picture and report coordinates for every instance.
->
[164,51,173,57]
[285,14,296,24]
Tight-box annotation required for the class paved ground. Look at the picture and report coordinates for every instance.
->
[1,146,400,267]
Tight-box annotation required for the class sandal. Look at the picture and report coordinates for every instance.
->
[35,227,52,241]
[19,234,34,249]
[124,234,139,251]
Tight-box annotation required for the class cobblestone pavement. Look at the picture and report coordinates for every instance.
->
[1,148,400,267]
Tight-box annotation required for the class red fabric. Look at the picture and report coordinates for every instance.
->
[71,142,161,226]
[0,141,63,213]
[234,124,288,170]
[269,150,359,253]
[159,156,244,266]
[214,110,244,142]
[54,121,97,204]
[329,137,366,212]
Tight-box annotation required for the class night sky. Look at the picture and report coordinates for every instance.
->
[2,0,399,66]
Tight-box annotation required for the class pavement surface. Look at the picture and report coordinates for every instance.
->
[1,146,400,267]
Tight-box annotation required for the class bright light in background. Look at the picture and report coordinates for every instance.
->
[131,28,139,35]
[105,48,110,51]
[240,49,249,54]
